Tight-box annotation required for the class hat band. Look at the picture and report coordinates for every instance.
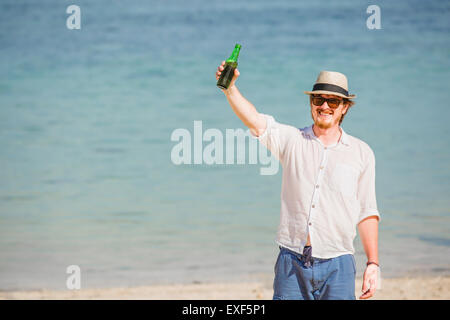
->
[312,83,349,97]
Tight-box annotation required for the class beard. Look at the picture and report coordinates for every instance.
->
[311,109,341,129]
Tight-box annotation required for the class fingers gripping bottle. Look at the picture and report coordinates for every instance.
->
[217,44,241,90]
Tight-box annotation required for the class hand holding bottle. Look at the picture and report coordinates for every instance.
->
[216,60,240,92]
[216,44,241,91]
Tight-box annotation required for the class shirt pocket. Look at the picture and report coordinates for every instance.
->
[330,163,359,198]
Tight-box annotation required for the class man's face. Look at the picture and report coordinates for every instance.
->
[310,94,349,129]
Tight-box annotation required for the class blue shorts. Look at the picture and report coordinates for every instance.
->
[273,246,356,300]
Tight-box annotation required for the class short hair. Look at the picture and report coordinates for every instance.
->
[339,98,355,125]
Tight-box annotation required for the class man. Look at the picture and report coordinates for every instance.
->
[215,62,380,300]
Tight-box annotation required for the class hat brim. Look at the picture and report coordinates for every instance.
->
[304,90,356,99]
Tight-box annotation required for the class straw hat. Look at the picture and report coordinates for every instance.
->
[304,71,356,99]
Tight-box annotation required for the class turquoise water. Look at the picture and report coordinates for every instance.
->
[0,0,449,290]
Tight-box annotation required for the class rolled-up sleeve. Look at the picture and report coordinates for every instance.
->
[357,148,380,224]
[250,114,298,163]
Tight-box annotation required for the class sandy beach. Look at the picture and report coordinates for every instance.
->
[1,276,449,300]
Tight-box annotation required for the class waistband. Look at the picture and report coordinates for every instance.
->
[279,245,332,263]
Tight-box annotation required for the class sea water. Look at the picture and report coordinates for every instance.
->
[0,0,449,290]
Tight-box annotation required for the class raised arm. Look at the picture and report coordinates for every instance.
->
[216,61,267,137]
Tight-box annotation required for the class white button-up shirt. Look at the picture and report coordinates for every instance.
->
[251,114,380,259]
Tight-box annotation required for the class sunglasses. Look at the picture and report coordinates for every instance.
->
[311,96,344,109]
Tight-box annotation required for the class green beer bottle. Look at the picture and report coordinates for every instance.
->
[217,44,241,90]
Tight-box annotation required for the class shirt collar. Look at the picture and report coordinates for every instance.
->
[303,125,351,147]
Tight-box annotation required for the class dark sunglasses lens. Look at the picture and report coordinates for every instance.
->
[312,97,325,106]
[328,99,341,108]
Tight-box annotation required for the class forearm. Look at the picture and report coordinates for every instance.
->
[357,216,379,264]
[223,85,266,136]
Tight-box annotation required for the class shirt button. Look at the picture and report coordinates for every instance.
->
[312,204,315,208]
[309,222,312,226]
[320,166,324,170]
[316,185,319,188]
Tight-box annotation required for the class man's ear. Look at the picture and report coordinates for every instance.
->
[342,103,350,115]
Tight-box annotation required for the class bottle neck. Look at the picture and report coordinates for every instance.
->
[226,46,241,63]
